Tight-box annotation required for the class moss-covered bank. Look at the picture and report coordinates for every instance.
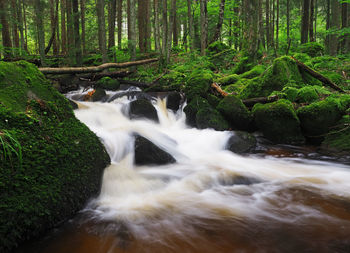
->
[0,61,110,252]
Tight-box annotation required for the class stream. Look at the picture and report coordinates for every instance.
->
[18,88,350,253]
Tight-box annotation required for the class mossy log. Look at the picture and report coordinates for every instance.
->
[39,58,159,74]
[290,56,345,93]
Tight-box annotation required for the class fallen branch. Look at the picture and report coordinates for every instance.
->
[291,56,345,93]
[211,82,229,97]
[39,58,159,74]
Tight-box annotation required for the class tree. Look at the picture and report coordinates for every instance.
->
[66,0,75,64]
[128,0,136,62]
[61,0,67,54]
[329,0,341,55]
[108,0,116,61]
[80,0,86,54]
[301,0,310,44]
[117,0,122,50]
[242,0,259,60]
[72,0,82,65]
[34,0,46,66]
[211,0,226,43]
[0,0,13,58]
[309,0,315,42]
[96,0,108,62]
[187,0,195,51]
[200,0,208,55]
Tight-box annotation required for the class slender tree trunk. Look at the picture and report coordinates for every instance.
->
[211,0,226,43]
[314,0,317,39]
[166,0,176,63]
[309,0,314,41]
[162,0,168,57]
[138,0,145,52]
[341,2,349,53]
[97,0,108,62]
[127,0,131,42]
[187,0,195,51]
[234,5,240,50]
[66,0,75,64]
[301,0,310,43]
[183,16,188,50]
[326,0,330,53]
[228,15,233,47]
[243,0,259,60]
[258,0,265,49]
[50,0,58,55]
[72,0,82,65]
[173,10,178,47]
[275,0,279,50]
[329,0,340,55]
[200,0,208,55]
[34,0,46,66]
[117,0,122,50]
[266,0,270,48]
[270,0,275,47]
[145,0,151,52]
[108,0,116,61]
[154,0,161,52]
[61,0,67,54]
[0,0,12,58]
[16,0,25,53]
[23,1,28,51]
[129,0,136,62]
[80,0,86,54]
[286,0,290,41]
[10,0,19,52]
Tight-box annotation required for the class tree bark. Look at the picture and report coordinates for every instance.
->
[97,0,108,62]
[301,0,310,44]
[187,0,195,51]
[341,2,349,53]
[275,0,279,50]
[258,0,265,49]
[50,0,58,55]
[34,0,46,66]
[117,0,122,50]
[326,0,330,53]
[309,0,315,41]
[108,0,117,61]
[61,0,67,54]
[243,0,259,60]
[39,58,159,74]
[200,0,208,55]
[16,0,25,53]
[211,0,226,44]
[128,0,136,62]
[72,0,82,65]
[154,0,161,52]
[161,0,168,58]
[66,0,75,64]
[266,0,270,48]
[80,0,86,54]
[10,0,19,51]
[286,0,290,41]
[138,0,146,52]
[166,0,176,63]
[329,0,341,56]
[0,0,13,58]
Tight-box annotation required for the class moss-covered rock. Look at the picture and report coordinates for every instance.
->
[239,65,266,79]
[216,95,254,131]
[216,74,240,86]
[295,86,321,103]
[226,131,257,154]
[297,42,324,57]
[252,99,305,144]
[184,70,213,101]
[183,96,211,127]
[95,77,120,90]
[209,49,236,69]
[0,61,110,252]
[240,56,304,99]
[196,107,229,131]
[322,115,350,153]
[232,56,254,75]
[297,97,344,142]
[207,94,221,108]
[292,53,312,63]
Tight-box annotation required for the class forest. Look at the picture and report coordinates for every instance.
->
[1,0,350,252]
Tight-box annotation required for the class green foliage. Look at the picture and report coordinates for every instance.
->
[207,41,230,54]
[253,99,305,144]
[239,65,266,79]
[297,42,324,57]
[95,77,120,90]
[215,74,240,86]
[322,115,350,152]
[0,130,22,170]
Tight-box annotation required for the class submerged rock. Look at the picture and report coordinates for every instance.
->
[0,61,110,253]
[226,131,257,154]
[253,99,305,144]
[166,92,182,111]
[128,99,159,122]
[134,135,176,165]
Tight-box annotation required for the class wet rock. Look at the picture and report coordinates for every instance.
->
[68,99,79,109]
[219,175,261,186]
[129,99,159,122]
[226,131,257,154]
[166,92,182,111]
[196,107,229,131]
[55,74,80,93]
[109,91,153,102]
[183,96,211,127]
[91,88,107,102]
[134,136,176,165]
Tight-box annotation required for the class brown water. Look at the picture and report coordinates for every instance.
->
[17,93,350,253]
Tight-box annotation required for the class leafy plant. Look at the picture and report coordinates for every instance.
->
[0,130,22,169]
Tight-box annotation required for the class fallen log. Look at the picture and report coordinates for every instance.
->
[290,56,345,93]
[78,70,134,81]
[39,58,159,74]
[211,83,229,97]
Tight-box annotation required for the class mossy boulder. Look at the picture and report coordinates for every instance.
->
[217,95,255,131]
[239,65,266,79]
[297,97,344,142]
[232,56,254,75]
[295,86,322,103]
[95,77,120,90]
[240,56,304,99]
[184,70,213,101]
[183,96,211,127]
[207,94,221,108]
[209,49,236,69]
[196,107,229,131]
[297,42,324,57]
[128,99,159,122]
[322,115,350,153]
[0,61,110,252]
[226,131,257,154]
[252,99,305,144]
[216,74,240,86]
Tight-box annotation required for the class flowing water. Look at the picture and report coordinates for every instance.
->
[21,88,350,253]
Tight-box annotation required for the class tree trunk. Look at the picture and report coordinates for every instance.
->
[309,0,314,42]
[138,0,146,53]
[234,5,239,50]
[166,0,176,63]
[72,0,82,65]
[266,0,270,48]
[154,0,161,52]
[117,0,122,50]
[200,0,208,55]
[326,0,330,53]
[341,2,349,53]
[0,0,12,58]
[66,0,75,64]
[108,0,116,61]
[127,0,131,42]
[187,0,195,51]
[61,0,67,54]
[329,0,340,56]
[50,0,58,55]
[16,0,25,53]
[243,0,259,60]
[271,0,275,47]
[34,0,46,66]
[211,0,226,43]
[286,0,290,41]
[258,0,265,49]
[173,10,178,47]
[45,0,59,55]
[80,0,86,54]
[275,0,279,50]
[10,0,19,51]
[314,0,317,39]
[161,0,168,58]
[23,0,28,51]
[128,0,136,62]
[301,0,310,44]
[97,0,108,62]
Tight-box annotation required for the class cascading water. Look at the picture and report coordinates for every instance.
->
[31,88,350,253]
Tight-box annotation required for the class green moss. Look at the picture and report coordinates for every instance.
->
[216,95,254,131]
[282,86,299,101]
[322,115,350,152]
[297,42,324,57]
[300,71,323,86]
[0,61,110,252]
[196,107,229,131]
[295,86,319,103]
[232,56,254,74]
[215,74,240,86]
[183,96,211,127]
[207,94,221,108]
[239,65,266,79]
[297,97,344,141]
[320,71,346,87]
[292,53,312,63]
[184,70,213,101]
[209,49,236,69]
[207,41,230,54]
[252,99,305,144]
[95,77,120,90]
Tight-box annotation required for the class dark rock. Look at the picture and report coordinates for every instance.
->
[166,92,182,111]
[219,175,261,186]
[91,88,107,101]
[196,107,229,131]
[109,91,153,102]
[68,99,79,109]
[226,131,257,154]
[183,96,211,127]
[134,136,176,165]
[56,74,80,93]
[129,99,159,122]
